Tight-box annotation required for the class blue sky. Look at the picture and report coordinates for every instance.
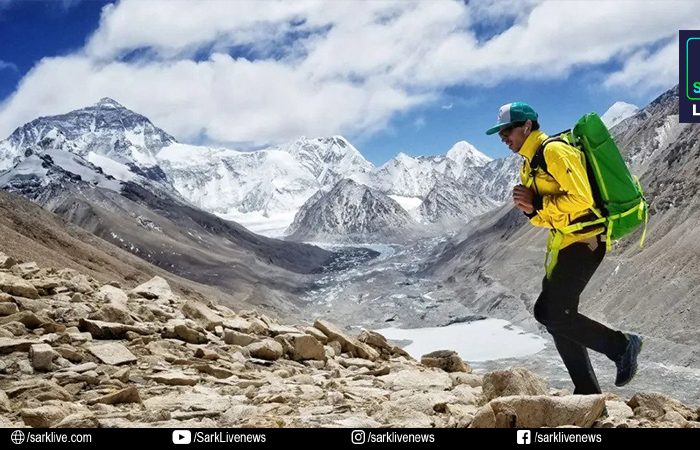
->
[0,0,694,165]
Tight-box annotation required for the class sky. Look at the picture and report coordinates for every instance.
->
[0,0,696,165]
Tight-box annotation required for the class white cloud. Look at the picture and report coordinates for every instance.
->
[0,0,697,146]
[0,60,18,72]
[413,116,426,130]
[604,40,678,94]
[0,54,428,144]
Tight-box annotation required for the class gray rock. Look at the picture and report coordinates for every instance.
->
[182,300,223,331]
[421,350,471,373]
[54,412,99,428]
[269,324,300,336]
[628,392,697,421]
[246,339,284,361]
[194,364,235,379]
[339,357,377,369]
[30,343,59,371]
[450,372,483,388]
[112,367,130,383]
[0,337,42,354]
[21,401,87,428]
[379,368,453,390]
[89,304,135,325]
[289,334,326,361]
[6,379,73,402]
[224,330,257,346]
[469,394,606,428]
[0,302,18,316]
[222,317,255,333]
[0,272,39,298]
[0,389,11,413]
[97,285,129,308]
[148,372,199,386]
[194,347,219,360]
[0,311,44,329]
[129,276,175,301]
[88,343,137,365]
[88,385,141,405]
[174,324,208,344]
[482,367,548,401]
[78,318,151,339]
[11,262,41,278]
[304,326,328,344]
[0,252,17,269]
[358,329,392,350]
[314,319,379,361]
[61,362,98,373]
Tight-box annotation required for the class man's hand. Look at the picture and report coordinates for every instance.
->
[513,185,535,214]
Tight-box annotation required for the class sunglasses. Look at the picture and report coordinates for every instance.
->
[498,124,521,140]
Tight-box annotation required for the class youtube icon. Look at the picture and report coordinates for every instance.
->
[172,430,191,445]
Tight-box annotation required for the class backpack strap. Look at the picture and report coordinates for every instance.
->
[530,137,568,177]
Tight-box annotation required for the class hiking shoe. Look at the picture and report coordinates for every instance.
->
[615,333,643,386]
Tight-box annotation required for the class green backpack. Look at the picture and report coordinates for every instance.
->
[531,112,648,277]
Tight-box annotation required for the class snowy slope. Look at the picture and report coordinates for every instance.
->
[601,101,639,128]
[286,178,417,242]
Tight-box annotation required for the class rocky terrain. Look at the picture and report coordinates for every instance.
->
[0,254,697,429]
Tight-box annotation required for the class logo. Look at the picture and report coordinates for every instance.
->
[172,430,191,445]
[679,30,700,123]
[10,430,25,445]
[351,430,366,444]
[516,430,531,445]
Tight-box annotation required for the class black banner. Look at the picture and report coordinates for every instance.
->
[0,427,697,449]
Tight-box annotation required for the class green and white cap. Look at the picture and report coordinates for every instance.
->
[485,102,538,135]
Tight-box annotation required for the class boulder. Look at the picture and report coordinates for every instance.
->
[469,394,606,428]
[88,343,137,365]
[30,343,59,371]
[627,392,698,421]
[482,367,548,401]
[421,350,471,373]
[314,319,379,360]
[182,300,223,331]
[246,339,284,361]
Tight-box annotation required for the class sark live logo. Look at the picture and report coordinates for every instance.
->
[679,30,700,122]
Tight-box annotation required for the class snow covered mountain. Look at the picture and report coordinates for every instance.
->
[156,136,377,236]
[371,143,493,198]
[0,98,515,242]
[601,101,639,128]
[418,176,499,225]
[275,136,375,187]
[286,178,417,242]
[0,98,174,174]
[474,154,521,203]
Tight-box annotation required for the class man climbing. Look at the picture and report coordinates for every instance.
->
[486,102,643,394]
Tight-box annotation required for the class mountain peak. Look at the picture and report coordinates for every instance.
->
[601,101,639,128]
[95,97,125,109]
[445,141,491,167]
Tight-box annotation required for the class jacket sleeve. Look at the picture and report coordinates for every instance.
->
[530,143,594,229]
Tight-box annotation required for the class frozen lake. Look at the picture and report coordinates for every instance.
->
[374,318,547,362]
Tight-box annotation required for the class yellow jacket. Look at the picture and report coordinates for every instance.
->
[518,130,604,249]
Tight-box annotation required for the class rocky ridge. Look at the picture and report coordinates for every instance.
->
[0,253,697,429]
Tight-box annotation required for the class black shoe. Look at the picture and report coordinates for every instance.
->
[615,333,643,386]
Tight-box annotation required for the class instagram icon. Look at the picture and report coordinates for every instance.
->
[351,430,365,444]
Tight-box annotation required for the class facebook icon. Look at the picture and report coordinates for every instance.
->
[517,430,531,444]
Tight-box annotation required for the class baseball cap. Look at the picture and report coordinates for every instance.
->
[485,102,538,135]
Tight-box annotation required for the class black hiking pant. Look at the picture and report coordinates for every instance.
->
[533,236,628,394]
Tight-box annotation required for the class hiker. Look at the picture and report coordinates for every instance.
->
[486,102,643,394]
